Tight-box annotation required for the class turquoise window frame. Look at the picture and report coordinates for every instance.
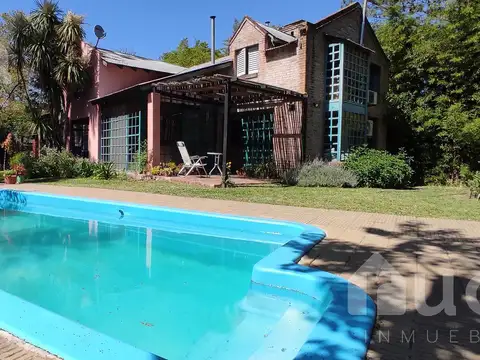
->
[100,111,142,170]
[325,41,372,161]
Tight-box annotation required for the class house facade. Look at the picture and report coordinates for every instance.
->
[228,3,389,161]
[70,2,388,170]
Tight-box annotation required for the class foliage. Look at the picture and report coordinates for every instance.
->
[12,163,26,175]
[9,151,33,175]
[279,168,300,186]
[373,0,480,183]
[245,162,277,179]
[1,132,15,170]
[160,38,223,67]
[221,161,235,188]
[28,147,77,178]
[3,1,89,147]
[0,100,34,141]
[93,162,117,180]
[468,172,480,200]
[344,147,413,189]
[3,169,15,176]
[74,157,96,178]
[1,133,14,154]
[460,164,474,186]
[151,161,179,177]
[134,140,148,173]
[296,159,358,188]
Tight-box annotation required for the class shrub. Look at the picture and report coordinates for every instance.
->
[344,147,413,189]
[280,168,300,186]
[94,162,117,180]
[151,161,180,177]
[245,162,277,179]
[57,150,77,178]
[297,159,358,188]
[468,172,480,199]
[29,148,82,179]
[9,152,35,178]
[133,140,149,173]
[74,158,96,178]
[4,169,16,176]
[460,164,474,186]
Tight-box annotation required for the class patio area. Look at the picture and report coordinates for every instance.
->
[2,183,480,360]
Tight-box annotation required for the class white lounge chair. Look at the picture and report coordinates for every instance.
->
[177,141,208,176]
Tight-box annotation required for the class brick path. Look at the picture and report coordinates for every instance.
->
[0,330,57,359]
[2,184,480,360]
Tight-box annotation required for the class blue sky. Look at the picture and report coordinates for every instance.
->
[1,0,341,59]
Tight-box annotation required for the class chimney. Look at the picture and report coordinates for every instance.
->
[265,21,271,26]
[210,16,216,64]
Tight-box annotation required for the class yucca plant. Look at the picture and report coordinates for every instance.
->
[4,1,90,148]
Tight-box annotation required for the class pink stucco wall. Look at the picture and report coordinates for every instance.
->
[69,43,168,161]
[147,92,161,166]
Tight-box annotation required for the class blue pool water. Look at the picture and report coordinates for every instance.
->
[0,210,322,359]
[0,191,376,360]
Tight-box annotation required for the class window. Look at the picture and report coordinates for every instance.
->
[324,110,340,160]
[101,110,142,170]
[341,111,368,159]
[343,45,369,105]
[236,45,259,76]
[326,43,341,101]
[369,63,381,93]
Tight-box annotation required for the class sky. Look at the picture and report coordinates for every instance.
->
[0,0,342,59]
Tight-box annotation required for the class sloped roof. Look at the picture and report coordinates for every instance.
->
[176,56,232,74]
[315,2,360,27]
[90,57,233,104]
[254,21,297,44]
[97,48,186,74]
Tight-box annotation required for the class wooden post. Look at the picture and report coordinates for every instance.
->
[221,81,231,186]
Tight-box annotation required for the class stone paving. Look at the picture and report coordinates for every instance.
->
[2,184,480,359]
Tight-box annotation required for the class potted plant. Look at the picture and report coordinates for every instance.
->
[13,164,26,184]
[4,170,16,184]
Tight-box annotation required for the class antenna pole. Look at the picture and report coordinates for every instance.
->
[210,16,216,64]
[360,0,368,45]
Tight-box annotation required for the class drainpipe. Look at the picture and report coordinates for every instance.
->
[210,16,216,64]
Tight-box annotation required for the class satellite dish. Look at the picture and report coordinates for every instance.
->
[94,25,106,48]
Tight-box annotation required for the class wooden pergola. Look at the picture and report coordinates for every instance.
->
[152,74,307,183]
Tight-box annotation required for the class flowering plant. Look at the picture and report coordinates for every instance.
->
[13,164,26,176]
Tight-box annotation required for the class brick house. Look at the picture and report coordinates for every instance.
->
[70,2,388,171]
[228,2,389,161]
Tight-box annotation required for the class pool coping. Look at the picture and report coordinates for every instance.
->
[0,190,376,360]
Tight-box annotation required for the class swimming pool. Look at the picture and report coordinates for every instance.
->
[0,190,375,360]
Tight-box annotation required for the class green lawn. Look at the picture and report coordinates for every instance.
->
[49,178,480,221]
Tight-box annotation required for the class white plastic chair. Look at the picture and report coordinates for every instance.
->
[176,141,208,176]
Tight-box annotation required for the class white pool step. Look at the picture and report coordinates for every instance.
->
[183,293,321,360]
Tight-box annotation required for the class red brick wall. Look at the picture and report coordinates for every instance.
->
[229,19,307,169]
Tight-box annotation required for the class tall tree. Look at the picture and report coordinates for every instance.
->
[4,0,89,148]
[375,0,480,183]
[160,38,222,68]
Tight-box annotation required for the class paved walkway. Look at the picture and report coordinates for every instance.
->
[2,184,480,359]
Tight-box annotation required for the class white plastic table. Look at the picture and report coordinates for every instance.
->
[207,152,223,176]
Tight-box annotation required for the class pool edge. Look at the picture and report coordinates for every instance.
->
[0,189,376,360]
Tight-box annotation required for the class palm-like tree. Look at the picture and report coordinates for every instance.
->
[5,0,89,148]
